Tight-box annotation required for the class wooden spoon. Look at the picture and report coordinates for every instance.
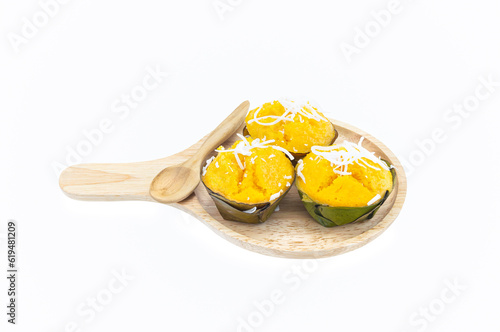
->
[149,100,250,204]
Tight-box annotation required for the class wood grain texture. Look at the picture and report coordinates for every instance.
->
[59,119,407,259]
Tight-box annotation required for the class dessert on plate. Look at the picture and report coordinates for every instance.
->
[202,134,295,223]
[245,99,337,158]
[295,137,395,227]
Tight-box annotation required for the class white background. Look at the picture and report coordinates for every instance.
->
[1,0,500,331]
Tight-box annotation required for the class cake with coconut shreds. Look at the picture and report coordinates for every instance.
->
[201,134,295,223]
[245,99,337,157]
[296,137,396,227]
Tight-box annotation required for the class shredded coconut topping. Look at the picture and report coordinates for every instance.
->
[202,156,215,176]
[270,189,283,201]
[215,134,294,169]
[243,207,257,214]
[247,98,329,126]
[367,194,382,206]
[296,159,306,183]
[310,137,391,176]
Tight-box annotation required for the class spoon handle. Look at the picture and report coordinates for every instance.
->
[59,160,161,202]
[187,100,250,166]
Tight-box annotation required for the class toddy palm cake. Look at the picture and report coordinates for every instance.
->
[245,99,337,157]
[296,137,395,227]
[202,135,295,223]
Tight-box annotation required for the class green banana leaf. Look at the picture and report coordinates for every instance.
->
[298,162,396,227]
[202,176,295,224]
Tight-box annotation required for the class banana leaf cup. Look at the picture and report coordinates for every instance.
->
[298,161,396,228]
[201,135,296,224]
[201,175,295,224]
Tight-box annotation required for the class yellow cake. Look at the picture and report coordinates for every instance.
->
[245,99,336,155]
[296,138,393,207]
[202,135,295,205]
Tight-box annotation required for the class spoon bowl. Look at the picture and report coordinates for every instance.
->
[150,163,200,203]
[149,101,250,204]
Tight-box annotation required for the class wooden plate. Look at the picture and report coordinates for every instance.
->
[60,119,407,259]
